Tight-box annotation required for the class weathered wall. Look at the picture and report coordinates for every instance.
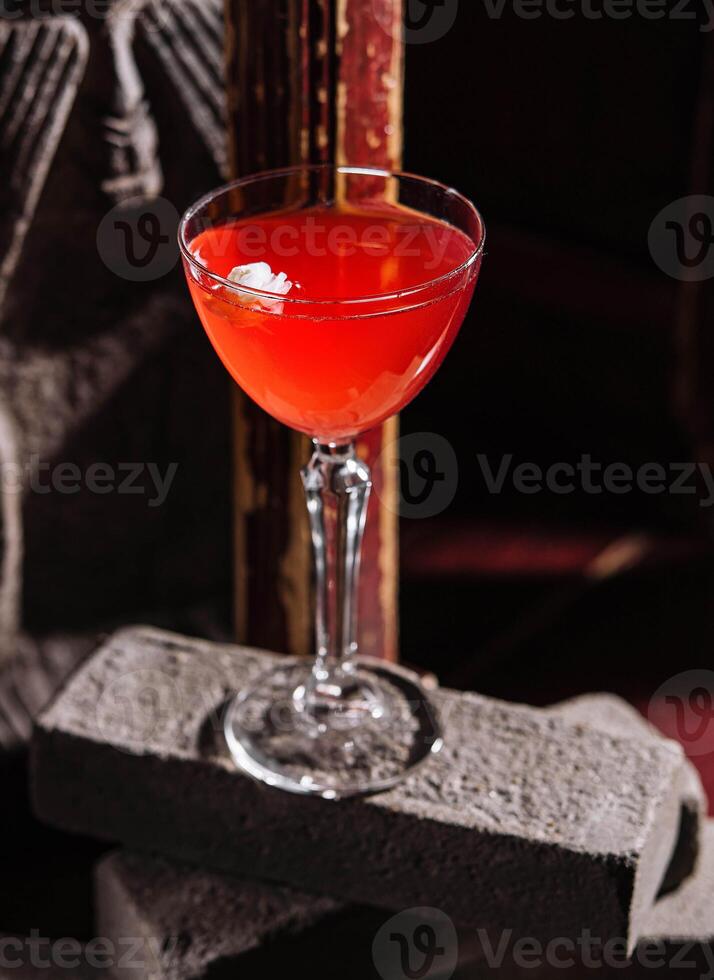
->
[0,1,232,651]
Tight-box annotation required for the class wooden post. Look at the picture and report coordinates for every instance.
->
[225,0,403,660]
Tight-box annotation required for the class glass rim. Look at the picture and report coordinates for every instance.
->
[178,163,486,307]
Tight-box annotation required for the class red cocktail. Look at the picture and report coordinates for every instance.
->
[187,204,478,440]
[180,166,484,798]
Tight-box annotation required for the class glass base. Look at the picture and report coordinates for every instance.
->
[224,657,442,799]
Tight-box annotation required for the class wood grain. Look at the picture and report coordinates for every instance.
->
[224,0,403,660]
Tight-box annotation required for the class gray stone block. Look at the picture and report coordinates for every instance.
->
[546,693,706,895]
[31,627,700,952]
[644,818,714,944]
[92,692,708,980]
[95,820,714,980]
[94,852,384,980]
[462,820,714,977]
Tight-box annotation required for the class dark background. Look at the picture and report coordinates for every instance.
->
[399,10,714,720]
[4,0,714,952]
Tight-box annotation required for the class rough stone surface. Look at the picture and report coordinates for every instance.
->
[94,822,714,980]
[1,612,227,758]
[90,692,709,980]
[644,818,714,943]
[462,820,714,977]
[32,628,700,950]
[93,824,714,980]
[96,851,506,980]
[94,852,386,980]
[0,632,96,756]
[546,692,706,895]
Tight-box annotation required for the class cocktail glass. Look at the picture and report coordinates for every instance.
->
[179,165,484,798]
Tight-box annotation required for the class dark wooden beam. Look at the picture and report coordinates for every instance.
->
[225,0,403,659]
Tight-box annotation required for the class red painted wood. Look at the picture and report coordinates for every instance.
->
[225,1,404,660]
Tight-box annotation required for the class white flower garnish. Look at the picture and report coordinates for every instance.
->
[226,262,293,310]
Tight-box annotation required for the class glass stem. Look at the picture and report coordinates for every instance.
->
[300,441,371,718]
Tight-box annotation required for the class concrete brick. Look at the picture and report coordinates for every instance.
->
[464,820,714,977]
[95,821,714,980]
[546,693,706,895]
[31,627,700,951]
[92,692,708,980]
[644,818,714,944]
[94,852,384,980]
